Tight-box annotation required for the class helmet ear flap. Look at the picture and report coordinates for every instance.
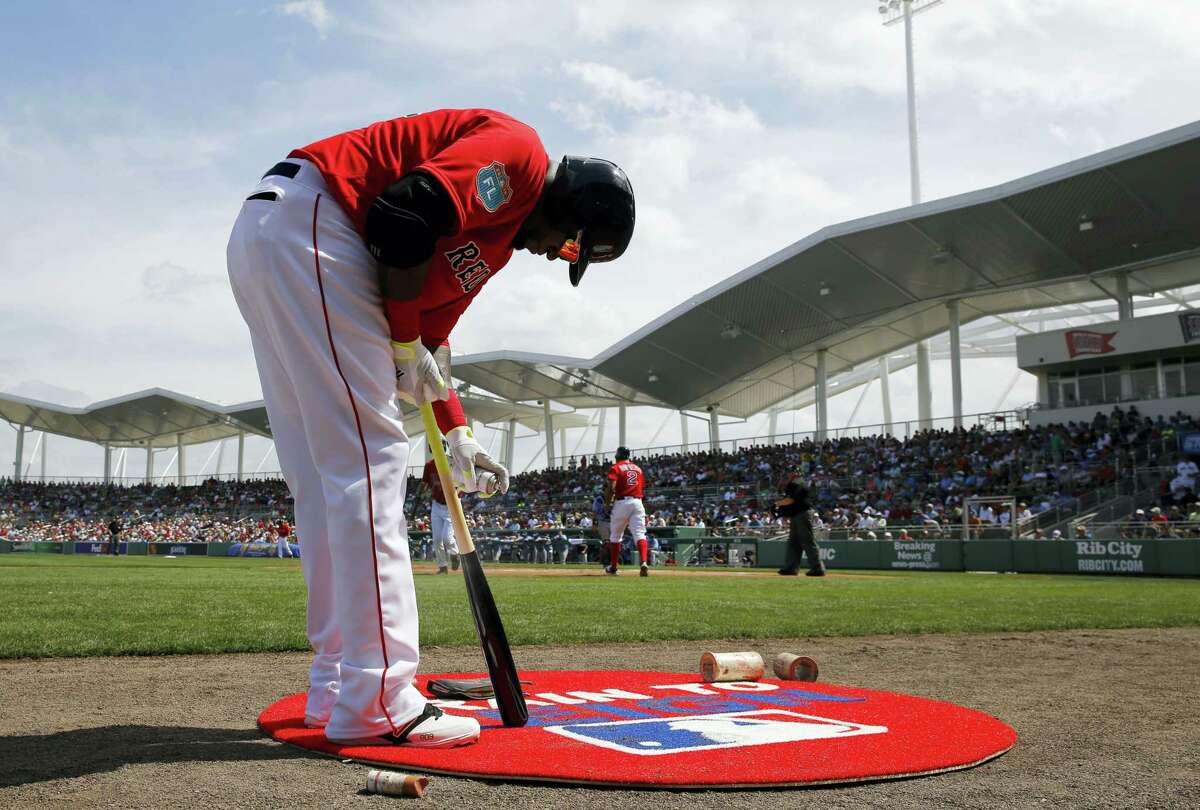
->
[545,155,635,286]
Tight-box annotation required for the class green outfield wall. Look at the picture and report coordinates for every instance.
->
[731,538,1200,576]
[2,534,1197,575]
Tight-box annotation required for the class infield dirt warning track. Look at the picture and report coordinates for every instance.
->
[1,628,1197,809]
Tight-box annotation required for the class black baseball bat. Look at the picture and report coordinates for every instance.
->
[419,404,527,727]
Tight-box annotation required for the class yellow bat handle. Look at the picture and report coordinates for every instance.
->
[418,402,476,555]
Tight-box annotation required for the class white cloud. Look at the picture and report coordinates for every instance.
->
[5,0,1200,464]
[141,261,223,302]
[274,0,334,37]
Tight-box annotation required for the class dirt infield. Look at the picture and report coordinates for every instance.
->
[2,628,1197,809]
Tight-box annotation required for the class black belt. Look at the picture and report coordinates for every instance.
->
[246,161,302,201]
[262,161,300,180]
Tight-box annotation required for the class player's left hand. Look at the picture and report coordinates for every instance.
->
[446,425,510,497]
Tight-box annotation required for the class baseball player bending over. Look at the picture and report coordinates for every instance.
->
[227,109,634,748]
[604,447,650,576]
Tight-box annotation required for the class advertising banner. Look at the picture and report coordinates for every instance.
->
[1178,432,1200,456]
[1065,539,1154,575]
[227,541,300,557]
[883,539,962,571]
[147,542,208,556]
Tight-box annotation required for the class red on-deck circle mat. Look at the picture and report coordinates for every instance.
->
[258,670,1016,788]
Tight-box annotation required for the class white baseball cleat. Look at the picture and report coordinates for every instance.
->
[327,704,480,748]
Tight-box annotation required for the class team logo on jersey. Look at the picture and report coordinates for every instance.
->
[446,241,493,293]
[475,161,513,213]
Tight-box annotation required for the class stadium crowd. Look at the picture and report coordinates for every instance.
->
[2,406,1197,545]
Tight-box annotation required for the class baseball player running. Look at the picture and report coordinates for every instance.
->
[418,455,459,574]
[226,109,634,748]
[604,446,650,576]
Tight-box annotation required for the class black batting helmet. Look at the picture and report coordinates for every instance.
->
[544,156,635,286]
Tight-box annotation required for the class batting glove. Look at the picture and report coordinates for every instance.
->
[445,425,509,498]
[392,339,449,406]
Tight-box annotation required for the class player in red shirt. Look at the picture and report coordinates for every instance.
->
[604,446,650,577]
[418,455,457,574]
[275,518,294,559]
[227,109,635,748]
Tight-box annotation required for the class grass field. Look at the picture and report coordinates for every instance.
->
[2,555,1199,658]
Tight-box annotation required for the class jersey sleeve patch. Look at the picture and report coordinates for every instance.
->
[475,161,513,212]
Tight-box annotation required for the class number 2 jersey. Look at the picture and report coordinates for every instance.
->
[290,108,549,345]
[608,460,647,500]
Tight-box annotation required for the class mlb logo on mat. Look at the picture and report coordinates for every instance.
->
[544,709,888,755]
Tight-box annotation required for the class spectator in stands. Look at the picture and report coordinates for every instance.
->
[5,407,1196,549]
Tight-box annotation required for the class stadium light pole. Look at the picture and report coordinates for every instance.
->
[877,0,944,428]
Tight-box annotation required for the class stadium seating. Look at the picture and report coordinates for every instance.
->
[2,407,1194,545]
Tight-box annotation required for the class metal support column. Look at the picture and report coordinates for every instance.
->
[815,349,828,441]
[878,356,893,436]
[103,443,112,484]
[767,410,778,445]
[594,408,607,454]
[948,299,963,428]
[236,432,246,482]
[505,417,517,471]
[618,404,627,449]
[145,445,154,484]
[176,434,185,485]
[543,400,555,468]
[40,432,47,480]
[13,426,25,482]
[708,408,720,451]
[559,428,567,465]
[679,410,688,449]
[916,340,932,429]
[1115,273,1133,321]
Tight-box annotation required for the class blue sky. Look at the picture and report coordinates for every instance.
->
[3,0,1199,476]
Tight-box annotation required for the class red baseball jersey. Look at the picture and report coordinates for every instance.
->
[291,108,549,344]
[608,460,646,499]
[422,459,447,505]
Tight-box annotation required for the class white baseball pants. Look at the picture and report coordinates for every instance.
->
[430,500,458,568]
[227,159,426,740]
[609,497,647,543]
[276,535,294,558]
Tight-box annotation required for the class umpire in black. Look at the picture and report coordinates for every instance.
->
[107,517,122,556]
[775,473,825,577]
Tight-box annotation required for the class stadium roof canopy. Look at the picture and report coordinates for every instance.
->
[0,388,586,449]
[453,118,1200,418]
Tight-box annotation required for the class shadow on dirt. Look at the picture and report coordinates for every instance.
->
[0,725,302,786]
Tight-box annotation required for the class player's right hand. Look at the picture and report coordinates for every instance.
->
[392,339,449,405]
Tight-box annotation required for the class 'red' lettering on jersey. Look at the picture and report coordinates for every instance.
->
[290,108,549,343]
[608,460,646,500]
